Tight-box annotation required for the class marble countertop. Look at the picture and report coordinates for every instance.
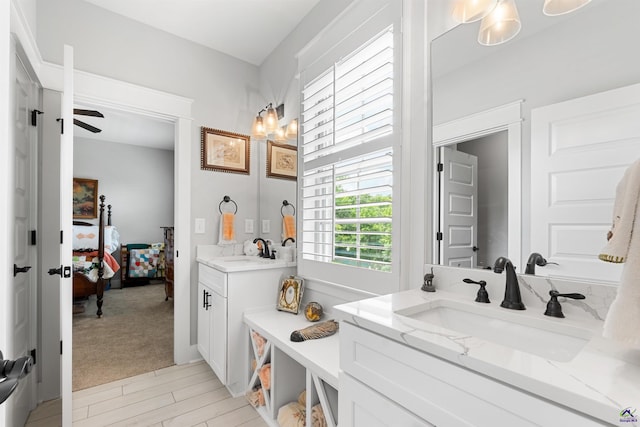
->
[334,286,640,425]
[196,244,296,272]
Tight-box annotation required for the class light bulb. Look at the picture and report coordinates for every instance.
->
[251,115,266,139]
[264,105,278,134]
[452,0,498,23]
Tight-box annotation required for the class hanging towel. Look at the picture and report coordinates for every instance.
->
[218,212,236,245]
[599,158,640,347]
[283,214,296,240]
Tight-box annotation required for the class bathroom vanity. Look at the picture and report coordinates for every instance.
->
[334,266,639,426]
[196,247,295,396]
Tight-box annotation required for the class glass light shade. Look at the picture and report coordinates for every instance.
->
[543,0,591,16]
[264,105,279,134]
[478,0,521,46]
[251,115,266,139]
[452,0,498,23]
[285,119,298,139]
[274,126,287,143]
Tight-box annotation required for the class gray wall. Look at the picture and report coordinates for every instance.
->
[73,138,174,245]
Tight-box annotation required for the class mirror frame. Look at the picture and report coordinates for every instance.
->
[433,100,522,268]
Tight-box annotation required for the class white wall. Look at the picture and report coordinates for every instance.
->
[73,138,174,245]
[36,0,261,345]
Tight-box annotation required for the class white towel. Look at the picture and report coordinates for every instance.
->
[599,158,640,347]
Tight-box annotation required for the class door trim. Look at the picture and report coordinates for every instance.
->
[433,101,523,268]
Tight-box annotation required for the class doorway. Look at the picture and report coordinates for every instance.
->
[71,104,176,390]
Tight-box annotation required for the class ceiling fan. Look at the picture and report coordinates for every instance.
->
[74,108,104,133]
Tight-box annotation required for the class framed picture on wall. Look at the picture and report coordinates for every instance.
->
[266,140,297,180]
[73,178,98,219]
[201,127,250,174]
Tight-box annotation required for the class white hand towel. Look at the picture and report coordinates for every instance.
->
[599,158,640,347]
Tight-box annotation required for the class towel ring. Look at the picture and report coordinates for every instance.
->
[219,195,238,214]
[281,200,296,217]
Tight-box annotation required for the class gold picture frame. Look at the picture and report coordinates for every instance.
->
[277,275,304,314]
[201,127,250,174]
[267,140,297,180]
[73,178,98,219]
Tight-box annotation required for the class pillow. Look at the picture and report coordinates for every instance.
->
[128,248,160,278]
[72,225,119,254]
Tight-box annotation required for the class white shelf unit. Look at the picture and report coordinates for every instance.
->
[245,309,339,427]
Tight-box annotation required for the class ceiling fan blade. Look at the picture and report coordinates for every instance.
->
[73,119,102,133]
[73,108,104,118]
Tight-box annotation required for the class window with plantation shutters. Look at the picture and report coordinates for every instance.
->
[300,22,399,288]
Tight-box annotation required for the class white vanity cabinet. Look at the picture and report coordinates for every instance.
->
[197,261,295,396]
[339,322,606,427]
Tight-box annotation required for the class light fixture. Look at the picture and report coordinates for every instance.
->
[454,0,591,46]
[543,0,591,16]
[453,0,498,23]
[478,0,521,46]
[251,102,298,142]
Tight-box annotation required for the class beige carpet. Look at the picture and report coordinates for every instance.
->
[72,282,174,391]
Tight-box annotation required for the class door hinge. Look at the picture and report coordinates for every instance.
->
[56,118,64,134]
[60,230,64,244]
[176,250,178,258]
[60,341,63,355]
[31,110,43,127]
[30,230,36,245]
[30,349,37,365]
[437,163,443,172]
[436,232,443,241]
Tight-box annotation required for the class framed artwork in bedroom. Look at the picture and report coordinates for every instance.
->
[201,127,250,174]
[73,178,98,219]
[266,140,297,180]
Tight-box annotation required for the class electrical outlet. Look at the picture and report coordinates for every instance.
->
[262,219,270,234]
[245,219,254,233]
[195,218,205,234]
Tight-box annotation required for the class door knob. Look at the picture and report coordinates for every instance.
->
[48,265,63,276]
[13,264,32,277]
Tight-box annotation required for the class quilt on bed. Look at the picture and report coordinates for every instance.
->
[127,248,160,278]
[72,251,120,282]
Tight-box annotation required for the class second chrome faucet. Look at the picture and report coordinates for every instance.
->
[493,256,526,310]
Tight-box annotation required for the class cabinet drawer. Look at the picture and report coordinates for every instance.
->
[198,263,227,296]
[340,322,603,427]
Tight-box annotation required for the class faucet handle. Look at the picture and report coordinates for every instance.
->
[463,278,490,303]
[544,290,585,318]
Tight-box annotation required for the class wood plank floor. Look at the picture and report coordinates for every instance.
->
[25,361,268,427]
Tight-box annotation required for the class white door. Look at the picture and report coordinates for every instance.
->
[531,82,640,283]
[8,37,38,427]
[439,146,478,268]
[59,45,75,427]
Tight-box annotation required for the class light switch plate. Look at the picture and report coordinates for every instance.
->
[195,218,205,234]
[245,219,254,233]
[262,219,270,234]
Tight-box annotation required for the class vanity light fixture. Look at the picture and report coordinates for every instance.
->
[453,0,591,46]
[251,102,298,141]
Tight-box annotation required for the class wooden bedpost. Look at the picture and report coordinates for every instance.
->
[96,195,106,317]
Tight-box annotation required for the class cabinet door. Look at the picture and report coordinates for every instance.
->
[209,290,228,383]
[340,374,433,427]
[197,283,211,362]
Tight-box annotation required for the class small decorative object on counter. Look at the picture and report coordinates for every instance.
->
[277,275,304,314]
[290,320,339,342]
[421,267,436,292]
[304,301,323,322]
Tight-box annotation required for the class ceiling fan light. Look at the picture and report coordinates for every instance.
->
[452,0,498,23]
[264,105,279,134]
[478,0,521,46]
[543,0,591,16]
[251,115,266,139]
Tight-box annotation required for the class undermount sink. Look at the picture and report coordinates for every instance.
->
[395,299,593,362]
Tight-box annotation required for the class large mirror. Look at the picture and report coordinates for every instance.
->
[431,0,640,278]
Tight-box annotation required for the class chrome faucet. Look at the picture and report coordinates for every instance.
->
[524,252,558,275]
[493,256,525,310]
[253,238,271,258]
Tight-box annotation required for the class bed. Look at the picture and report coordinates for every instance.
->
[72,195,120,317]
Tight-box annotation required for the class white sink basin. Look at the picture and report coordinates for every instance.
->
[395,299,593,362]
